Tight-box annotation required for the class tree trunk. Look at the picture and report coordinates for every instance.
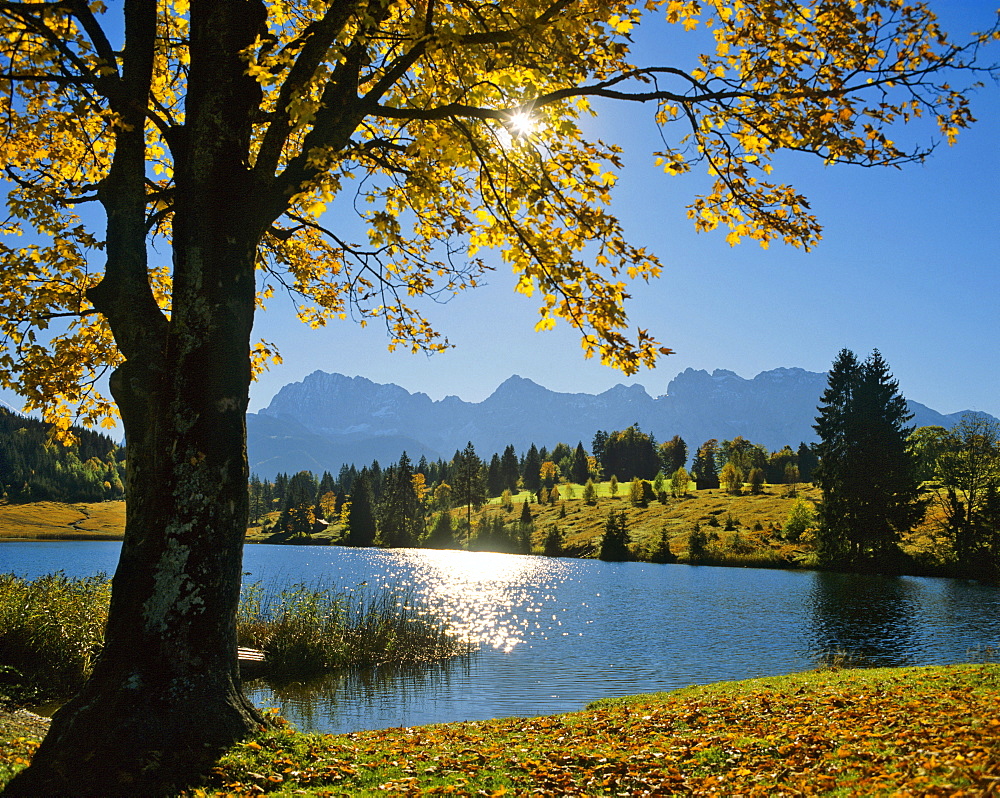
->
[3,354,266,796]
[4,2,272,794]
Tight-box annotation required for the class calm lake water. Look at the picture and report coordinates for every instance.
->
[2,540,999,735]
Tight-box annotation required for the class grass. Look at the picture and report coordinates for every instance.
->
[0,572,110,706]
[237,582,472,675]
[3,663,998,796]
[0,574,470,708]
[472,482,825,566]
[170,662,995,795]
[0,500,125,540]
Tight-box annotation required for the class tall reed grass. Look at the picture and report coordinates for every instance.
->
[0,572,110,704]
[0,573,471,705]
[237,581,472,675]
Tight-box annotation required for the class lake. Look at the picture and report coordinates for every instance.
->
[2,540,998,735]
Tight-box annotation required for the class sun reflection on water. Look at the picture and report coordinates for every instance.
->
[360,549,571,653]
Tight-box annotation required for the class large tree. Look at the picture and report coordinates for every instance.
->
[450,440,487,536]
[934,413,1000,577]
[602,422,659,481]
[0,1,993,793]
[813,349,924,567]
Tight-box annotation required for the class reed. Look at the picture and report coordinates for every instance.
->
[237,581,471,675]
[0,574,469,704]
[0,572,110,704]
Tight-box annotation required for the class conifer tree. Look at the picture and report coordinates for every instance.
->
[572,442,590,485]
[814,349,923,567]
[599,510,631,561]
[523,444,542,492]
[650,526,677,564]
[543,525,564,557]
[519,499,533,526]
[500,445,520,492]
[691,440,720,489]
[486,453,503,498]
[346,470,376,548]
[451,442,487,535]
[378,453,422,548]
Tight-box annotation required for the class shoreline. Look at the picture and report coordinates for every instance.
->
[4,664,997,795]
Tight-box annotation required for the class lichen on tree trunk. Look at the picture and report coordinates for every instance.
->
[4,2,273,794]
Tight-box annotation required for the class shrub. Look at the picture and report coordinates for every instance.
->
[0,574,470,704]
[543,525,564,557]
[783,498,817,542]
[687,523,708,564]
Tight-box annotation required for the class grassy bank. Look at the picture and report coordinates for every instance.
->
[0,500,125,540]
[199,663,1000,795]
[6,663,994,795]
[0,574,470,707]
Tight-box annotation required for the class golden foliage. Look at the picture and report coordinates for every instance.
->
[0,0,993,430]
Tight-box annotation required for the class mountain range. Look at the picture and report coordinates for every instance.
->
[246,368,985,479]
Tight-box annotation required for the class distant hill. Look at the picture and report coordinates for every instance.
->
[247,368,985,479]
[0,407,125,503]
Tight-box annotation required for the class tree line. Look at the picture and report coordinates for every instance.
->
[250,351,1000,583]
[250,425,817,555]
[0,408,125,503]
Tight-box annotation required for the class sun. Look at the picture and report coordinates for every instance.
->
[506,110,536,137]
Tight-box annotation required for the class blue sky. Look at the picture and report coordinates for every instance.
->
[250,1,1000,420]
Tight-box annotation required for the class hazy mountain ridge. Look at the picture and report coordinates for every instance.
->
[247,367,983,478]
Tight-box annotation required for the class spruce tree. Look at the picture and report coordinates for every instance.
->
[814,349,923,567]
[346,470,377,547]
[486,453,503,497]
[543,525,564,557]
[523,443,542,492]
[500,445,520,492]
[451,441,487,536]
[378,453,422,548]
[691,440,720,489]
[571,442,590,484]
[599,510,631,561]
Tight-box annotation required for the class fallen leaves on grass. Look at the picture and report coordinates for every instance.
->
[187,664,999,796]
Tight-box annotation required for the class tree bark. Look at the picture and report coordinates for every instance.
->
[4,2,272,794]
